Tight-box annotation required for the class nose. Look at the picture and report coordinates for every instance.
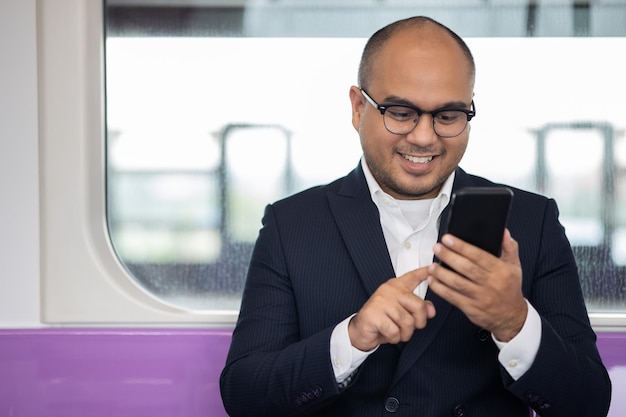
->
[405,114,439,147]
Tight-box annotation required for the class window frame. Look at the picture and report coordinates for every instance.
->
[39,0,235,324]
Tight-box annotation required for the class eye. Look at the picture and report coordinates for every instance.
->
[434,110,464,124]
[387,106,417,121]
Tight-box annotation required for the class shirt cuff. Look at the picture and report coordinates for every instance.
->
[492,299,542,380]
[330,314,378,383]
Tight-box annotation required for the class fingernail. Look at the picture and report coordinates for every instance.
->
[442,235,454,246]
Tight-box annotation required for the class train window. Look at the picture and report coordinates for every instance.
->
[104,1,626,314]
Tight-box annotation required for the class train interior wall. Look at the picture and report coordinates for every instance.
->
[1,1,625,416]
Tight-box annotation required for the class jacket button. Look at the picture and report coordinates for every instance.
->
[384,397,400,413]
[453,404,466,416]
[525,390,551,410]
[476,328,490,342]
[525,391,541,404]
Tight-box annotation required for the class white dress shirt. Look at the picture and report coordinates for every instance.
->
[330,158,541,383]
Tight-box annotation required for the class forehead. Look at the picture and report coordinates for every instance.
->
[371,26,474,102]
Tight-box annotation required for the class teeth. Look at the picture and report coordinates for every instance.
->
[403,154,433,164]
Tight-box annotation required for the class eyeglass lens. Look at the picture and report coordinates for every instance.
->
[383,106,469,137]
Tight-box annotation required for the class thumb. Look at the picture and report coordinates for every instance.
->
[500,229,520,264]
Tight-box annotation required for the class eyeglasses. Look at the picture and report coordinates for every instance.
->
[360,88,476,138]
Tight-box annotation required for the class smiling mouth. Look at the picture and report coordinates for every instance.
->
[402,154,434,164]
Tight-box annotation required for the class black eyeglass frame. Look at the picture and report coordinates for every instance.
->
[360,88,476,138]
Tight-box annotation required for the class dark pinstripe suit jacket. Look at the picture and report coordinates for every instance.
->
[220,164,611,417]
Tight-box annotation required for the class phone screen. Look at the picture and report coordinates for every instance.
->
[440,187,513,260]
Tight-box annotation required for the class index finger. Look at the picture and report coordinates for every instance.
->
[396,266,431,292]
[439,233,500,267]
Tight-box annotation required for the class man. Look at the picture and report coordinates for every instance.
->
[220,16,611,417]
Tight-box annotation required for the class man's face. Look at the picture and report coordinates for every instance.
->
[350,27,474,200]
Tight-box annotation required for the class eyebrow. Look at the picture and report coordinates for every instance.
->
[382,95,469,110]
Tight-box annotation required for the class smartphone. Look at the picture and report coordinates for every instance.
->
[438,187,513,266]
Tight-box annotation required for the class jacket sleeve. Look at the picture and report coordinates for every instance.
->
[219,203,346,417]
[506,198,612,416]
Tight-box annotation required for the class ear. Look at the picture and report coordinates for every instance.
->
[349,86,365,132]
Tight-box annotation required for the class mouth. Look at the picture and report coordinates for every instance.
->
[401,153,434,164]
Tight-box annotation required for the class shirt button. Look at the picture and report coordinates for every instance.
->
[332,356,341,368]
[404,241,411,249]
[508,359,518,368]
[384,397,399,413]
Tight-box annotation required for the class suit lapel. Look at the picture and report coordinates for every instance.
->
[326,166,396,296]
[391,168,477,386]
[392,194,454,385]
[391,291,454,386]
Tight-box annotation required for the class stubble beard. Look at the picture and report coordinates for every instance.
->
[368,160,449,200]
